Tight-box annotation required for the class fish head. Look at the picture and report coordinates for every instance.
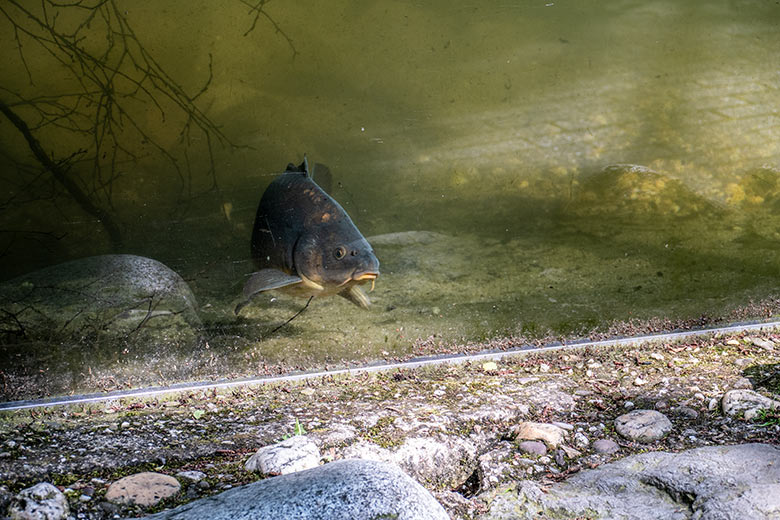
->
[293,224,380,291]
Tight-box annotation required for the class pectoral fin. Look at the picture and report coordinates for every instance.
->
[235,269,302,314]
[339,285,371,309]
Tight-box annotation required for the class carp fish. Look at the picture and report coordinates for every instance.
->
[235,157,379,314]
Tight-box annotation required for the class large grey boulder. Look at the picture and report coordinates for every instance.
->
[140,459,448,520]
[480,443,780,520]
[0,254,202,396]
[0,254,200,340]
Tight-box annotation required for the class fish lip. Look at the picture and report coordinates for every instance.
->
[337,271,379,288]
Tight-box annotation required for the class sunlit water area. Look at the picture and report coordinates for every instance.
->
[1,0,779,399]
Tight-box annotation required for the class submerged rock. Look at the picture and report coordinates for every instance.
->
[731,166,780,212]
[573,164,723,220]
[138,459,448,520]
[481,443,780,520]
[0,254,202,396]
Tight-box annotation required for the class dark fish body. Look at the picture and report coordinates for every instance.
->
[236,157,379,313]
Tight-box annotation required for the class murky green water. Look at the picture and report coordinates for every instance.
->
[1,1,779,399]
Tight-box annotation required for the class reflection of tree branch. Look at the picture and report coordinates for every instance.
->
[240,0,298,59]
[0,229,66,260]
[0,99,123,248]
[0,308,28,338]
[0,0,237,227]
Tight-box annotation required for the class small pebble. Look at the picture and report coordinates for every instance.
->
[573,432,590,448]
[517,440,547,456]
[593,438,620,454]
[677,406,699,419]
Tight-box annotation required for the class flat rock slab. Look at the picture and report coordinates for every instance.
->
[106,472,181,507]
[139,459,448,520]
[615,409,672,442]
[482,443,780,520]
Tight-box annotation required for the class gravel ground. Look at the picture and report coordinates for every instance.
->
[0,327,778,519]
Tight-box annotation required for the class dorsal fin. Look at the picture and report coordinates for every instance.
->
[284,154,310,177]
[302,154,310,177]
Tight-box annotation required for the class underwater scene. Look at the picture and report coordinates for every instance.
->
[1,0,779,400]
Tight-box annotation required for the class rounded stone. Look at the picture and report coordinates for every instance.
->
[517,440,548,456]
[138,459,449,520]
[615,409,673,443]
[105,472,181,507]
[593,438,620,454]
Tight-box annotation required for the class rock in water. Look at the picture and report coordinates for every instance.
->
[236,156,379,313]
[0,254,200,349]
[573,164,724,221]
[138,459,448,520]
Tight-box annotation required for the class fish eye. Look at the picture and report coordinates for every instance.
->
[334,246,347,260]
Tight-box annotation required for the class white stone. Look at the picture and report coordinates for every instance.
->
[176,470,206,482]
[8,483,69,520]
[245,435,321,475]
[722,389,780,418]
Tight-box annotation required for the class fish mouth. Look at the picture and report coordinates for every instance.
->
[352,271,379,292]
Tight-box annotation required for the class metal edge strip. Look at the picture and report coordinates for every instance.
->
[2,319,778,411]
